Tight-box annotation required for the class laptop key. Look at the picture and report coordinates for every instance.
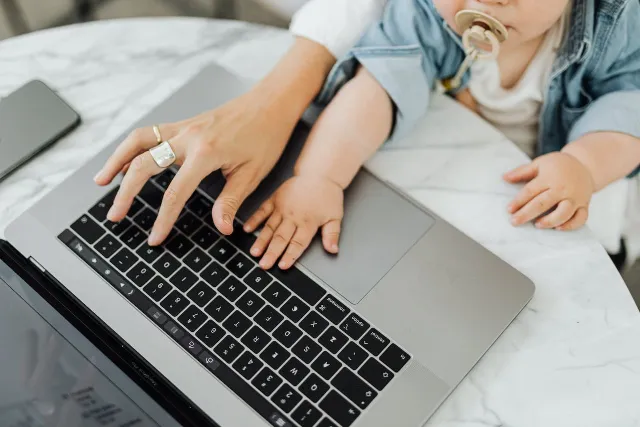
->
[299,311,329,339]
[252,367,283,397]
[166,233,194,259]
[153,253,180,278]
[196,320,225,348]
[241,326,271,354]
[227,221,255,254]
[104,218,132,236]
[331,368,377,410]
[205,296,234,322]
[339,313,370,341]
[311,352,341,381]
[121,226,146,250]
[316,295,349,325]
[233,351,264,380]
[218,276,246,302]
[292,336,322,364]
[273,320,303,348]
[192,225,219,250]
[263,282,291,308]
[209,239,236,264]
[279,357,309,386]
[143,277,172,302]
[136,243,163,264]
[358,358,394,391]
[319,391,360,427]
[270,266,326,307]
[146,306,167,326]
[214,335,244,364]
[359,329,389,356]
[187,193,214,218]
[153,169,175,190]
[126,261,155,287]
[169,267,198,292]
[291,401,322,427]
[111,248,137,272]
[160,290,189,316]
[163,321,185,342]
[176,212,201,236]
[139,181,164,209]
[184,247,212,273]
[280,296,309,323]
[299,373,330,403]
[200,260,229,287]
[318,326,348,354]
[223,310,252,338]
[178,304,207,332]
[244,267,272,293]
[180,335,203,357]
[338,342,368,370]
[271,384,302,414]
[133,208,156,231]
[380,343,411,373]
[318,419,339,427]
[260,341,290,370]
[94,234,122,259]
[89,189,117,222]
[71,214,105,244]
[227,253,253,278]
[186,281,216,307]
[128,197,145,217]
[255,305,284,333]
[236,290,265,317]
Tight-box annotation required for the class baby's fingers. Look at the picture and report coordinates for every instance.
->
[259,219,296,269]
[511,190,558,226]
[322,220,342,254]
[535,199,575,229]
[503,162,538,183]
[279,225,317,270]
[508,179,547,214]
[556,207,589,231]
[250,211,281,257]
[244,199,275,233]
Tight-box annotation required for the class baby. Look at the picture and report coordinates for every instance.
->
[243,0,640,270]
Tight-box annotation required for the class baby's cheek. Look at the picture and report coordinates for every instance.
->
[432,0,463,33]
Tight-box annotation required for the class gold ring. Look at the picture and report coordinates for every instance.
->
[152,125,163,144]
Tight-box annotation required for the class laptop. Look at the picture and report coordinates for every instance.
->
[4,63,535,427]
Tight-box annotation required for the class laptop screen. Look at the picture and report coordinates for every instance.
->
[0,256,181,427]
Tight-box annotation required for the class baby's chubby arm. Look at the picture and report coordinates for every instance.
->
[243,66,394,269]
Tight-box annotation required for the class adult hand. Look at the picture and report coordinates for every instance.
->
[94,89,294,245]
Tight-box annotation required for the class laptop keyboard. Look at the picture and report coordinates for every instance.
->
[58,169,411,427]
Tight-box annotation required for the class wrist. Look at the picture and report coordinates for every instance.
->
[292,168,346,191]
[560,149,597,192]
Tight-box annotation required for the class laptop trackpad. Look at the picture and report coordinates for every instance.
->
[298,171,435,304]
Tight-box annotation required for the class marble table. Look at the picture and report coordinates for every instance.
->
[1,18,639,427]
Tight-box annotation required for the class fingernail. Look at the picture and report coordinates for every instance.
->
[148,231,160,245]
[244,224,251,232]
[223,214,232,225]
[94,171,103,182]
[511,217,519,225]
[332,244,339,252]
[279,261,288,269]
[107,206,117,221]
[251,247,259,256]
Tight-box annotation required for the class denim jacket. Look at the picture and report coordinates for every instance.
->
[312,0,640,175]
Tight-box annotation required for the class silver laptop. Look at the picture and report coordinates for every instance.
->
[6,63,535,427]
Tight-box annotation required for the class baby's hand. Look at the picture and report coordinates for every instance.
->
[503,152,595,230]
[243,175,344,270]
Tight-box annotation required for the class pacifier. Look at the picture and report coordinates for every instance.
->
[443,10,508,91]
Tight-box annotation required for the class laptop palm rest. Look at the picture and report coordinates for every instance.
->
[202,124,435,305]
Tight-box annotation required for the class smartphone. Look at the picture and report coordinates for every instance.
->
[0,80,81,181]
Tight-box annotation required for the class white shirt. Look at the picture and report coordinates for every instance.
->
[468,10,568,158]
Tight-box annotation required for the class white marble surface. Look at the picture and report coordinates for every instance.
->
[1,18,639,427]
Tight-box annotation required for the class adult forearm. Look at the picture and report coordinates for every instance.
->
[252,37,336,123]
[562,131,640,192]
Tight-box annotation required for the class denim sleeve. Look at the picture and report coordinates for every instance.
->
[567,1,640,177]
[308,0,463,143]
